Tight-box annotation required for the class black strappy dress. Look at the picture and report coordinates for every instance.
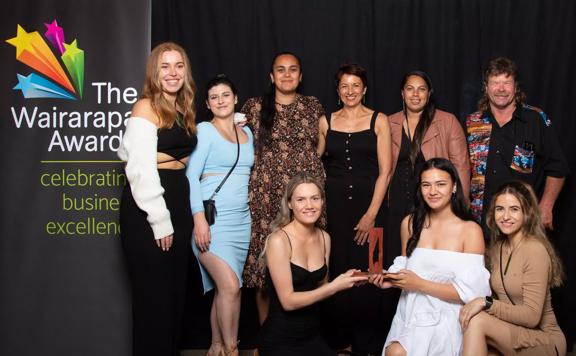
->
[258,230,335,356]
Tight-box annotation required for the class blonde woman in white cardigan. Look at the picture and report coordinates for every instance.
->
[118,42,197,356]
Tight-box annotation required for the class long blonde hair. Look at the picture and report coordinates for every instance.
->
[260,172,325,262]
[142,42,197,134]
[486,181,564,287]
[269,172,325,233]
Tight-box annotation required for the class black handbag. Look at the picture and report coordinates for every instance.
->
[203,199,217,225]
[203,125,240,225]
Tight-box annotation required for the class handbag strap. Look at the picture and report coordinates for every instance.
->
[208,125,240,200]
[499,242,516,305]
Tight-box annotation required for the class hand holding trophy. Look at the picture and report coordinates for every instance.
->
[353,227,385,277]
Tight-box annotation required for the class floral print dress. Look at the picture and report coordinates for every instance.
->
[241,94,325,288]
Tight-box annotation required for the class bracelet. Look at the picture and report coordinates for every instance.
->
[483,296,493,310]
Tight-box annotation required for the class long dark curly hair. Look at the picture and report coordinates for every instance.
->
[406,158,473,256]
[401,70,436,167]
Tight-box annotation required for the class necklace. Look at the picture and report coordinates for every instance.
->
[175,112,185,129]
[404,115,412,142]
[500,237,524,275]
[403,114,420,143]
[276,97,298,119]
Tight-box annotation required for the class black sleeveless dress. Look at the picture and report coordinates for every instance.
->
[383,129,425,263]
[321,112,387,354]
[258,232,334,356]
[375,129,426,347]
[120,121,197,356]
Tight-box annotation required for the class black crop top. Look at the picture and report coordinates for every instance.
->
[157,121,197,161]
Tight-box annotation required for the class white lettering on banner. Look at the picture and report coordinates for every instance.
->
[92,82,138,104]
[9,81,136,153]
[11,106,130,133]
[48,130,124,152]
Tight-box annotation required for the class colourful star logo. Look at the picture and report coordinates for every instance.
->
[6,20,84,100]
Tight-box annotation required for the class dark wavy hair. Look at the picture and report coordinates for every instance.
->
[258,52,302,153]
[204,74,237,117]
[406,158,473,256]
[477,57,527,113]
[205,73,237,97]
[485,181,564,287]
[401,70,436,166]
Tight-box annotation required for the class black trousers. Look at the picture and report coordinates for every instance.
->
[120,169,192,356]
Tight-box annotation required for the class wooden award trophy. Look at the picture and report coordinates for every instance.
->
[353,227,384,276]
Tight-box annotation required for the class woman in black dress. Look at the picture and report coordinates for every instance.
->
[258,173,367,356]
[317,63,392,355]
[118,42,197,356]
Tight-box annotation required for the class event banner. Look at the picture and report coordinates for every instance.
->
[0,1,150,355]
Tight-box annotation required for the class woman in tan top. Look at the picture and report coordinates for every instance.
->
[459,181,566,355]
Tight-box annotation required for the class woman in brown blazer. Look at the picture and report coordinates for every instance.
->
[459,181,566,356]
[387,71,469,198]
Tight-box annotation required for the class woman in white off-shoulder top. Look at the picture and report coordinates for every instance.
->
[370,158,490,356]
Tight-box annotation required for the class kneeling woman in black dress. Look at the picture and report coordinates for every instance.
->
[258,172,368,356]
[118,42,197,356]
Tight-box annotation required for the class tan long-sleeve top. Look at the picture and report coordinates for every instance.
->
[488,239,566,355]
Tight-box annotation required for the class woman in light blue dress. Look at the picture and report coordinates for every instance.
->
[186,75,254,356]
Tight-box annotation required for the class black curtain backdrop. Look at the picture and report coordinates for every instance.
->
[152,0,575,349]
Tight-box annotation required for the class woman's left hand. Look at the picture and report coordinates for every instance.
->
[353,213,375,245]
[369,273,394,289]
[386,269,424,292]
[156,234,173,251]
[459,297,485,330]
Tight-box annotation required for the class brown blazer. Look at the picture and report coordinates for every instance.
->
[388,109,470,197]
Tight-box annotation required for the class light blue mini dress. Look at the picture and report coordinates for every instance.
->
[186,121,254,293]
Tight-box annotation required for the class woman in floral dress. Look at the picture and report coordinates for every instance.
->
[241,52,325,324]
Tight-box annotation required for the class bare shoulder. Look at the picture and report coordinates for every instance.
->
[318,115,329,134]
[462,220,485,254]
[319,228,331,244]
[131,98,160,125]
[400,215,413,238]
[375,112,390,133]
[266,230,291,255]
[401,214,412,230]
[376,112,388,121]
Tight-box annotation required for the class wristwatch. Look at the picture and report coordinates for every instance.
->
[483,296,493,310]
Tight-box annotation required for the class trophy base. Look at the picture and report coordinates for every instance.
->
[352,270,387,277]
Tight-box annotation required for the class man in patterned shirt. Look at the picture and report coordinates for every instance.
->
[465,57,568,232]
